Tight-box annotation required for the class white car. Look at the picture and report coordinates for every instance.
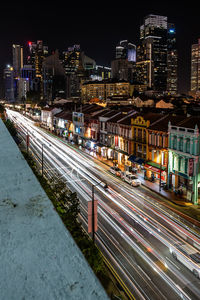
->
[123,172,141,187]
[109,166,122,177]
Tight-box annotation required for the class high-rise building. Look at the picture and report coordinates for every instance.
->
[62,45,85,98]
[115,40,136,62]
[136,14,168,91]
[27,40,48,78]
[112,40,137,82]
[21,64,36,92]
[3,65,15,102]
[43,50,66,102]
[27,40,48,99]
[191,39,200,94]
[167,23,178,95]
[12,44,23,78]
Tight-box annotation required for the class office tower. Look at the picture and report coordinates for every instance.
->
[18,78,30,100]
[167,23,178,94]
[62,45,85,98]
[21,65,36,91]
[115,40,136,62]
[81,52,96,71]
[62,45,83,74]
[12,44,23,78]
[3,65,15,102]
[27,40,48,78]
[27,40,48,99]
[191,39,200,94]
[112,40,136,82]
[89,65,111,81]
[43,50,66,102]
[137,14,168,91]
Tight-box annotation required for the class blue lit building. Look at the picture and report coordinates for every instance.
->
[4,65,15,102]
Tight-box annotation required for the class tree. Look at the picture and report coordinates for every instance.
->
[4,119,17,137]
[48,175,105,274]
[0,103,5,119]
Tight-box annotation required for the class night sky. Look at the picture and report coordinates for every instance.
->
[0,2,200,94]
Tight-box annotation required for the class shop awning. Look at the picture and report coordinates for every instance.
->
[145,161,166,171]
[144,163,166,174]
[128,155,145,165]
[114,148,129,156]
[96,142,107,147]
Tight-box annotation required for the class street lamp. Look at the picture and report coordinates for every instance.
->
[90,180,108,243]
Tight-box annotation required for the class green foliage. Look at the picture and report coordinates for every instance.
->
[4,119,17,137]
[0,103,5,114]
[21,151,105,275]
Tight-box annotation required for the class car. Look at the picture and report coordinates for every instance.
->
[123,171,141,187]
[109,166,122,177]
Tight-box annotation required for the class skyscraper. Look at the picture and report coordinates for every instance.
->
[136,14,168,91]
[27,40,48,100]
[4,65,15,102]
[167,23,178,95]
[12,44,23,78]
[27,40,48,78]
[191,39,200,94]
[112,40,137,82]
[62,45,85,98]
[115,40,136,62]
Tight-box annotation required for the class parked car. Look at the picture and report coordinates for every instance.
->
[109,166,122,177]
[122,171,141,187]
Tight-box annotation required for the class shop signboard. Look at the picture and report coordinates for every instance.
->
[188,158,194,177]
[72,112,84,125]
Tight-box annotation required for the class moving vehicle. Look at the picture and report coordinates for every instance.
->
[109,166,122,177]
[122,172,141,187]
[170,242,200,278]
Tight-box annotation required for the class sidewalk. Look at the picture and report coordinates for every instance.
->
[65,141,194,206]
[136,173,193,207]
[38,128,200,219]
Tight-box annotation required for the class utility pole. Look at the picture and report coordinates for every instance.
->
[26,133,30,154]
[88,181,108,243]
[92,184,95,242]
[41,144,44,177]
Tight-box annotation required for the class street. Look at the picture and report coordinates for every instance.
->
[7,110,200,300]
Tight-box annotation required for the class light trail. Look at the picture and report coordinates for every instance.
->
[7,109,200,300]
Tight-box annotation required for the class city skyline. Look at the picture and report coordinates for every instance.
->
[1,2,200,93]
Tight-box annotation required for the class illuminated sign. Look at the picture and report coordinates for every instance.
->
[72,112,84,124]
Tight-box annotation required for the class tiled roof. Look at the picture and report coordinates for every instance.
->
[177,116,200,129]
[118,112,139,125]
[54,111,72,120]
[148,114,187,131]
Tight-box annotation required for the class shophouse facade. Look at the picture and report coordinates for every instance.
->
[54,111,73,140]
[41,106,62,130]
[168,117,200,204]
[130,113,163,172]
[98,110,121,158]
[107,111,137,170]
[145,114,186,187]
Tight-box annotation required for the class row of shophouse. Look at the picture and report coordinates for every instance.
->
[40,104,200,204]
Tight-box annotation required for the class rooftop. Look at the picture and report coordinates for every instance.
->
[148,114,187,131]
[0,119,108,300]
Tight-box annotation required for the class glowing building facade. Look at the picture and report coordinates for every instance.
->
[191,39,200,94]
[136,14,168,91]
